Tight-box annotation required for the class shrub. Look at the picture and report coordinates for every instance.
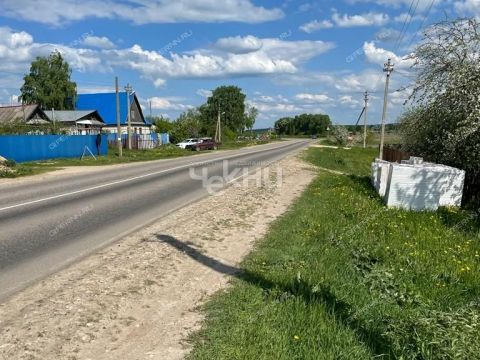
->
[332,125,349,146]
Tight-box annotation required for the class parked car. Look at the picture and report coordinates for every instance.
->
[188,138,218,151]
[176,138,199,149]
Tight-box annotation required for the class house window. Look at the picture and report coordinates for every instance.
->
[139,128,143,134]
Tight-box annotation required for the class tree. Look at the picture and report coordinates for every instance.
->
[332,125,349,145]
[200,86,247,134]
[149,116,174,133]
[20,51,77,110]
[274,117,292,135]
[274,114,332,136]
[170,109,203,143]
[244,106,258,133]
[401,18,480,206]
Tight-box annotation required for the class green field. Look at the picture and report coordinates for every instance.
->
[188,147,480,359]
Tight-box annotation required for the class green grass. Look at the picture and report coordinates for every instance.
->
[305,147,377,176]
[188,147,480,360]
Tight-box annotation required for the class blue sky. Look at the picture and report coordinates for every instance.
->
[0,0,477,128]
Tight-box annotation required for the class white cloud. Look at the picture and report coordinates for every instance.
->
[295,93,333,103]
[349,0,436,12]
[455,0,480,17]
[299,11,389,33]
[215,35,263,54]
[153,79,166,88]
[299,20,334,33]
[81,35,116,49]
[278,69,386,93]
[393,12,424,23]
[249,101,301,114]
[196,89,212,98]
[389,87,412,105]
[0,26,335,91]
[107,38,335,84]
[332,11,389,27]
[0,27,103,73]
[0,0,284,26]
[339,95,361,108]
[77,85,114,94]
[363,41,415,69]
[148,96,192,111]
[335,71,386,92]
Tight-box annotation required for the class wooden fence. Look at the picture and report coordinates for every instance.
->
[381,145,411,163]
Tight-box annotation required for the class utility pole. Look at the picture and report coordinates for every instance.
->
[149,100,152,118]
[115,77,122,157]
[363,91,368,149]
[124,83,133,150]
[379,58,394,160]
[215,105,222,144]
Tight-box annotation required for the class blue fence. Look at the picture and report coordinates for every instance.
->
[0,135,108,163]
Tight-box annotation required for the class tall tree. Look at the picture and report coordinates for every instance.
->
[244,105,258,132]
[401,18,480,206]
[20,51,77,110]
[200,86,247,134]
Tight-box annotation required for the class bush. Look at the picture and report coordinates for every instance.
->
[4,159,16,168]
[332,125,349,146]
[398,19,480,207]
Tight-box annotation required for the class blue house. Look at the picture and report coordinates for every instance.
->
[76,92,152,134]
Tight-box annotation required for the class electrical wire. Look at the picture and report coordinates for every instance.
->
[394,0,422,53]
[394,0,417,52]
[406,0,436,50]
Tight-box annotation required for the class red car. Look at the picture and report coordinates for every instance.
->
[189,138,218,151]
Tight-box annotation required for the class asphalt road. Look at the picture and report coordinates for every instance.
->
[0,139,311,301]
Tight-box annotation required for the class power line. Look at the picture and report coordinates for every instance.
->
[394,0,417,51]
[394,0,421,53]
[406,0,436,50]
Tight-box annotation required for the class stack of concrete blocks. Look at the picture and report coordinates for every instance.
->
[371,157,465,211]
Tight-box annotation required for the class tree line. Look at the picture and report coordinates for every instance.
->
[274,114,331,136]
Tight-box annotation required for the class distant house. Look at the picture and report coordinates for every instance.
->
[44,110,104,135]
[76,92,152,134]
[0,104,50,125]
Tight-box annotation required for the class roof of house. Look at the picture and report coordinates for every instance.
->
[0,104,49,124]
[76,92,147,126]
[44,110,105,125]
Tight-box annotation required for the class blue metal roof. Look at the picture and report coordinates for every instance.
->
[76,92,145,126]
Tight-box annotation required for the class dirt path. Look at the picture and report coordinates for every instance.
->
[0,154,315,360]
